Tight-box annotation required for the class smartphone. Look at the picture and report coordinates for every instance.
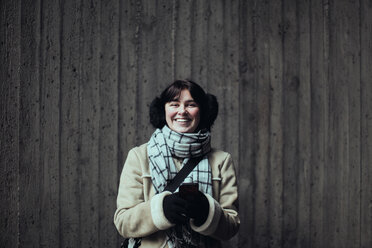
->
[179,183,199,200]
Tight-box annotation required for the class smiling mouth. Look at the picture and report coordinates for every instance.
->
[174,118,191,123]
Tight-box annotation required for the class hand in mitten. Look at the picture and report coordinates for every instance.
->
[185,191,209,226]
[163,192,188,225]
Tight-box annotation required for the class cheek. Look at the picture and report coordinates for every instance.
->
[191,109,200,121]
[165,108,176,120]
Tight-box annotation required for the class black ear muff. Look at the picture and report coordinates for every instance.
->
[205,93,219,130]
[149,97,166,128]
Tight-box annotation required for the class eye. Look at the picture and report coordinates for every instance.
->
[187,103,198,107]
[169,102,179,107]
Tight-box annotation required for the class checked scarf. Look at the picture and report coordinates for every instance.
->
[148,125,212,195]
[147,125,212,248]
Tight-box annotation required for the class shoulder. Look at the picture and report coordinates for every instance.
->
[129,143,148,157]
[125,143,150,174]
[126,143,149,165]
[207,149,236,181]
[207,148,232,167]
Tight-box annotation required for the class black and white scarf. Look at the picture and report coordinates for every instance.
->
[148,125,212,195]
[147,125,212,248]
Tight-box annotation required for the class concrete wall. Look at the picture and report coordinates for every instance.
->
[1,0,371,247]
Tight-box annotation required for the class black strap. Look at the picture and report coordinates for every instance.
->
[163,156,203,193]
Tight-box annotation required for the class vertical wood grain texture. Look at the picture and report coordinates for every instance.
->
[174,0,192,79]
[119,0,140,170]
[340,1,361,247]
[99,0,119,247]
[268,0,284,247]
[0,1,20,247]
[297,0,311,247]
[40,0,62,246]
[18,0,41,247]
[309,0,329,247]
[206,0,224,149]
[221,3,240,247]
[238,1,254,246]
[138,0,156,103]
[326,0,343,244]
[138,0,160,143]
[190,0,208,84]
[79,0,100,247]
[250,1,271,247]
[153,0,175,106]
[1,0,372,247]
[327,1,361,247]
[60,0,81,247]
[221,0,240,164]
[361,1,372,247]
[282,0,299,246]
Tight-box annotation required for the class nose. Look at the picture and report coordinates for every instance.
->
[178,105,187,114]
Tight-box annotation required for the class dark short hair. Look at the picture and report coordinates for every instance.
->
[149,80,218,131]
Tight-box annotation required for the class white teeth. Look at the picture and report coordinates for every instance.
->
[175,119,189,122]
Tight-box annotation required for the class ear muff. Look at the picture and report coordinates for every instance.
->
[149,97,166,128]
[204,93,219,131]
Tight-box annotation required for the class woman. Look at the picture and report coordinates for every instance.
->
[114,80,239,248]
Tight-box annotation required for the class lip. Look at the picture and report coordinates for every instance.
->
[174,118,192,125]
[175,118,191,122]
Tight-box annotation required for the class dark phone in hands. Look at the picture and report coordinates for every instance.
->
[179,183,199,201]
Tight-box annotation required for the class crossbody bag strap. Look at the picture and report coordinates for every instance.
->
[163,156,203,193]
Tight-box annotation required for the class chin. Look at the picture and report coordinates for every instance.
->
[173,125,196,133]
[174,128,193,133]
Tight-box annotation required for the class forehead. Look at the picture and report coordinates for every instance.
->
[171,89,195,101]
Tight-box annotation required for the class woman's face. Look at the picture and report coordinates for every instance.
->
[165,89,200,133]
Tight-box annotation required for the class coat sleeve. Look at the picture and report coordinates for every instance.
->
[113,147,174,238]
[190,153,240,240]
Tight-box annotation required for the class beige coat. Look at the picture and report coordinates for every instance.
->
[114,143,240,248]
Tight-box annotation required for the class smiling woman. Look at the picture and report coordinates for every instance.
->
[165,90,200,133]
[114,80,240,248]
[149,80,219,133]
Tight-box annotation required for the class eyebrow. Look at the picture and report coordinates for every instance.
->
[170,99,196,103]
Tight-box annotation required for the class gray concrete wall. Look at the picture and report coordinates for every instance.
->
[1,0,371,247]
